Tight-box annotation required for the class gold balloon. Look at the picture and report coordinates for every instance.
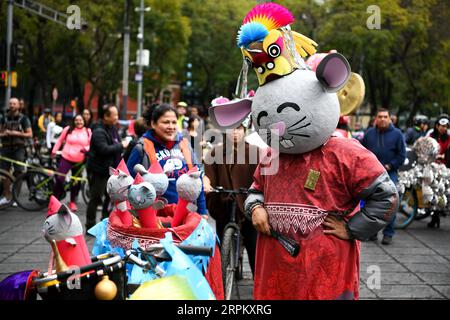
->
[337,72,365,115]
[95,275,117,300]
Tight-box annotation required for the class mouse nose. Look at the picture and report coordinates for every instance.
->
[269,121,286,136]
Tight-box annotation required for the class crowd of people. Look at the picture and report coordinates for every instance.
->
[0,95,448,287]
[338,111,450,238]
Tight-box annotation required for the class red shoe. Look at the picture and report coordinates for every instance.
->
[69,202,78,212]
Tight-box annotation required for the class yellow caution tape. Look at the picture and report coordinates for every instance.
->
[0,156,88,182]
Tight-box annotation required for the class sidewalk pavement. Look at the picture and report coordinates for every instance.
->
[0,201,449,300]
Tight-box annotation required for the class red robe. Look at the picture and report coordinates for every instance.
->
[251,137,385,300]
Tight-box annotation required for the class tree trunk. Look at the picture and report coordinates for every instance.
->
[37,28,49,108]
[366,66,378,116]
[381,79,393,109]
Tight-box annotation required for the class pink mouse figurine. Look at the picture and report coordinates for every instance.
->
[172,167,203,227]
[43,195,92,268]
[127,173,159,228]
[134,162,170,209]
[107,159,134,226]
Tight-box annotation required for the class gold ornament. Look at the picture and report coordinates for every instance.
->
[94,275,117,300]
[337,72,365,115]
[132,216,142,228]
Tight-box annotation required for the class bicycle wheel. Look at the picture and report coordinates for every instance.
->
[236,241,244,281]
[395,188,418,229]
[221,226,240,300]
[81,181,90,205]
[0,169,15,210]
[13,170,54,211]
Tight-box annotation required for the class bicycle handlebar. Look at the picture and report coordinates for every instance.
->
[33,254,123,286]
[33,243,214,286]
[210,186,248,195]
[144,244,213,258]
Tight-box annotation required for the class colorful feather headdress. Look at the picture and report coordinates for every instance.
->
[235,3,318,93]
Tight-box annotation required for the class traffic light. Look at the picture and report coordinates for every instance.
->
[0,71,18,87]
[11,43,24,68]
[0,71,6,87]
[0,41,24,69]
[11,71,17,87]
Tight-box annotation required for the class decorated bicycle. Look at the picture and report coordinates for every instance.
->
[87,159,223,299]
[0,159,223,300]
[397,136,450,229]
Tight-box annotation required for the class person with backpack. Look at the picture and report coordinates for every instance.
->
[51,114,92,212]
[126,104,207,216]
[0,97,33,206]
[85,105,128,230]
[123,117,148,163]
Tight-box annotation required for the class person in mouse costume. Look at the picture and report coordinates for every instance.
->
[208,3,398,300]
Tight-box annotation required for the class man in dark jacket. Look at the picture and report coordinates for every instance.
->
[85,105,129,230]
[362,108,406,245]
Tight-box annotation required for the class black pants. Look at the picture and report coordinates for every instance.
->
[85,172,110,228]
[216,215,257,277]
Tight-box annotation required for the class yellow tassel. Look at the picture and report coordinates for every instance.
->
[296,45,308,57]
[292,31,318,57]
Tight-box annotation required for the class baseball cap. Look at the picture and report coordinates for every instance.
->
[177,101,188,108]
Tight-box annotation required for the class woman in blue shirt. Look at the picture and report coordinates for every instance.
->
[126,104,207,215]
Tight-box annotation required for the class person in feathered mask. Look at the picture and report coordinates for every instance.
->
[209,2,398,300]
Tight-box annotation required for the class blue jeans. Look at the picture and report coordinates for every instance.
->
[383,172,399,237]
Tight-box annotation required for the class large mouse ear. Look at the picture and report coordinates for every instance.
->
[57,204,72,226]
[109,167,118,176]
[316,53,351,93]
[208,98,253,130]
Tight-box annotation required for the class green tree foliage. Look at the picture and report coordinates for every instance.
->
[142,0,191,100]
[281,0,449,119]
[181,0,255,106]
[0,0,192,112]
[1,0,447,121]
[0,0,124,111]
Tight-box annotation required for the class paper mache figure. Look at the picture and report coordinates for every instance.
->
[127,173,159,228]
[43,195,92,268]
[107,159,134,227]
[172,167,203,227]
